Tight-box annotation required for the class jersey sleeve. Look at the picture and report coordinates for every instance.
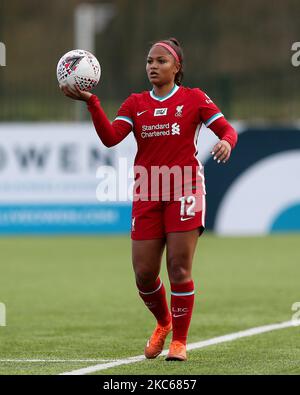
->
[194,89,238,149]
[194,89,224,127]
[114,94,135,130]
[87,95,135,147]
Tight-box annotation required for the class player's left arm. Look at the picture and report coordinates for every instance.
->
[209,117,237,164]
[196,89,238,164]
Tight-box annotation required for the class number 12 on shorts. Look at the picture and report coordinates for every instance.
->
[179,196,196,217]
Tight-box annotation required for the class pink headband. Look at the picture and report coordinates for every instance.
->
[153,42,180,63]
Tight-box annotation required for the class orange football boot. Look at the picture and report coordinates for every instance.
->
[144,321,172,359]
[165,340,187,361]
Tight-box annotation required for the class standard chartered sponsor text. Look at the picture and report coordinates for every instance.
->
[141,123,170,138]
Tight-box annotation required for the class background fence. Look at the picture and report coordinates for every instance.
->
[1,0,300,121]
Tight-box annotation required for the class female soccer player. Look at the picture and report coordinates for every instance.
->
[61,38,237,361]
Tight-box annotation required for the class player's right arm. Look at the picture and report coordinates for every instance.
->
[60,85,134,147]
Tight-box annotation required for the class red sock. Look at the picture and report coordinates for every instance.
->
[170,280,195,345]
[137,277,171,327]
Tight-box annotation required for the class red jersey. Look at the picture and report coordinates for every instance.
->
[87,85,237,201]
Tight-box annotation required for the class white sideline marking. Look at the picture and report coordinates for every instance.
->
[0,359,115,363]
[60,320,300,375]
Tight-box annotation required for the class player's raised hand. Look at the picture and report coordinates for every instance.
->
[59,84,92,102]
[211,140,232,164]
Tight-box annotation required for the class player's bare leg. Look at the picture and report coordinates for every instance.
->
[165,228,200,361]
[166,229,199,284]
[132,238,172,358]
[132,238,165,288]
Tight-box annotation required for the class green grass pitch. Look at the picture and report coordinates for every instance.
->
[0,233,299,375]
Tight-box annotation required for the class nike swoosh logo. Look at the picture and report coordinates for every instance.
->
[173,313,187,318]
[180,217,193,221]
[137,110,147,116]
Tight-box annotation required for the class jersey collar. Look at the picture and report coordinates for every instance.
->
[150,84,180,102]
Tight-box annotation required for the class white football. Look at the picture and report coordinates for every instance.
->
[57,49,101,91]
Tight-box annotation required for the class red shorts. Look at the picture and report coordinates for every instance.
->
[131,194,206,240]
